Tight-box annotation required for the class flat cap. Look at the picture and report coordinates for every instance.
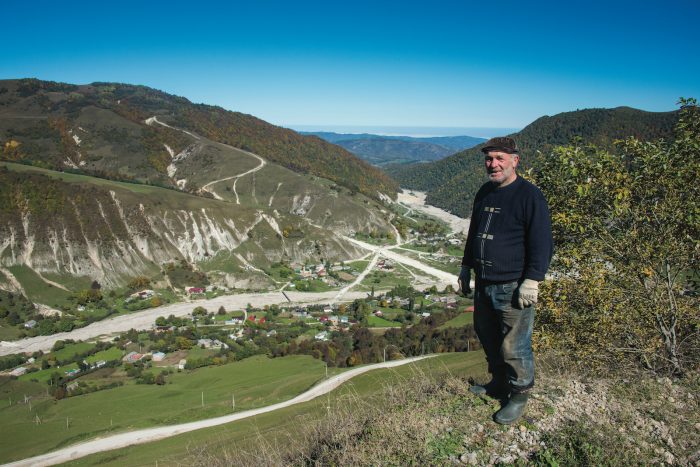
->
[481,137,519,154]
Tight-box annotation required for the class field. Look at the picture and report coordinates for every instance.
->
[438,312,474,329]
[367,315,402,328]
[6,265,73,307]
[66,352,486,466]
[0,355,338,463]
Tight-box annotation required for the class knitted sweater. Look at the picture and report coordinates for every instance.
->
[462,176,553,282]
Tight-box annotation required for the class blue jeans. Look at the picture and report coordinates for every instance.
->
[474,280,535,393]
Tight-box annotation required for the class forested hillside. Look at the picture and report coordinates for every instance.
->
[385,106,677,217]
[0,79,398,200]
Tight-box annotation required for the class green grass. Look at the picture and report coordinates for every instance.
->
[438,312,474,329]
[292,279,333,292]
[50,342,96,362]
[65,352,486,466]
[1,162,175,195]
[0,355,333,463]
[19,362,79,384]
[85,348,123,364]
[6,265,73,307]
[359,269,412,290]
[0,325,22,341]
[367,315,402,328]
[346,260,369,271]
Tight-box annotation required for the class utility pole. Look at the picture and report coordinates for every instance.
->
[232,393,235,411]
[201,391,204,408]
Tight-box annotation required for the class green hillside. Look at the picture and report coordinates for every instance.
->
[385,106,677,217]
[0,78,398,200]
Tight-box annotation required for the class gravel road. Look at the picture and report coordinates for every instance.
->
[5,355,435,467]
[0,290,368,356]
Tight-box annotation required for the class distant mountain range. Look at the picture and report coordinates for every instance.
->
[300,131,486,165]
[385,106,678,217]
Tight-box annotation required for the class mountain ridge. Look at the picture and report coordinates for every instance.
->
[0,78,398,200]
[301,131,485,165]
[385,106,678,217]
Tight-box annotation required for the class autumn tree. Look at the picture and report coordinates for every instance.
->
[531,99,700,376]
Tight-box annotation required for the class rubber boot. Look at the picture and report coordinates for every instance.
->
[494,392,529,425]
[469,374,508,399]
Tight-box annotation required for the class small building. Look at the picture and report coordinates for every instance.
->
[123,351,144,363]
[152,352,166,362]
[373,310,383,317]
[267,329,278,337]
[24,320,37,329]
[315,331,329,341]
[323,306,333,314]
[187,287,205,295]
[178,359,187,370]
[10,367,27,377]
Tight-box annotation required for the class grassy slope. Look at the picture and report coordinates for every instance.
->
[438,312,474,329]
[0,355,336,463]
[67,352,485,466]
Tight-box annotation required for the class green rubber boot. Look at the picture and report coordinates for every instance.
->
[494,392,529,425]
[469,375,508,399]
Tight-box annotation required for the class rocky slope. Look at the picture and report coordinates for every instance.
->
[0,79,401,296]
[0,163,389,293]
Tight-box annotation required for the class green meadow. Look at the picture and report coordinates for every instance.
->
[438,311,474,329]
[67,352,486,466]
[0,354,337,463]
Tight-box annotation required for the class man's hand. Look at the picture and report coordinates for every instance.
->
[516,279,539,309]
[458,266,472,296]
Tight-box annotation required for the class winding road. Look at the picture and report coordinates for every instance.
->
[146,115,267,202]
[5,355,434,467]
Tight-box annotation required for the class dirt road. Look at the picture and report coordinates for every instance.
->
[6,355,434,467]
[0,290,368,356]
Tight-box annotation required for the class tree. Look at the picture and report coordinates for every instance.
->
[128,276,151,290]
[531,99,700,376]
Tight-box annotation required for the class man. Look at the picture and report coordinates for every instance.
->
[458,136,552,425]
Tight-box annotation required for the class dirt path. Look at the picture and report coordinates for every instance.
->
[344,237,458,288]
[6,355,434,467]
[145,115,267,202]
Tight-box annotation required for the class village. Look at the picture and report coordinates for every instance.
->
[1,279,474,397]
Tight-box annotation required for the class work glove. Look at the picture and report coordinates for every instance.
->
[458,265,472,297]
[516,279,539,309]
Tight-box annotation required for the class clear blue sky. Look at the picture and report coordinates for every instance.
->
[2,0,698,133]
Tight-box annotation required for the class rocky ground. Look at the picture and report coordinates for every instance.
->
[208,364,700,466]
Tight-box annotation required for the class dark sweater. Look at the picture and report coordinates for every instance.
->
[462,176,553,282]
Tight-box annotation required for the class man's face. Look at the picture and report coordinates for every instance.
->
[484,151,519,186]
